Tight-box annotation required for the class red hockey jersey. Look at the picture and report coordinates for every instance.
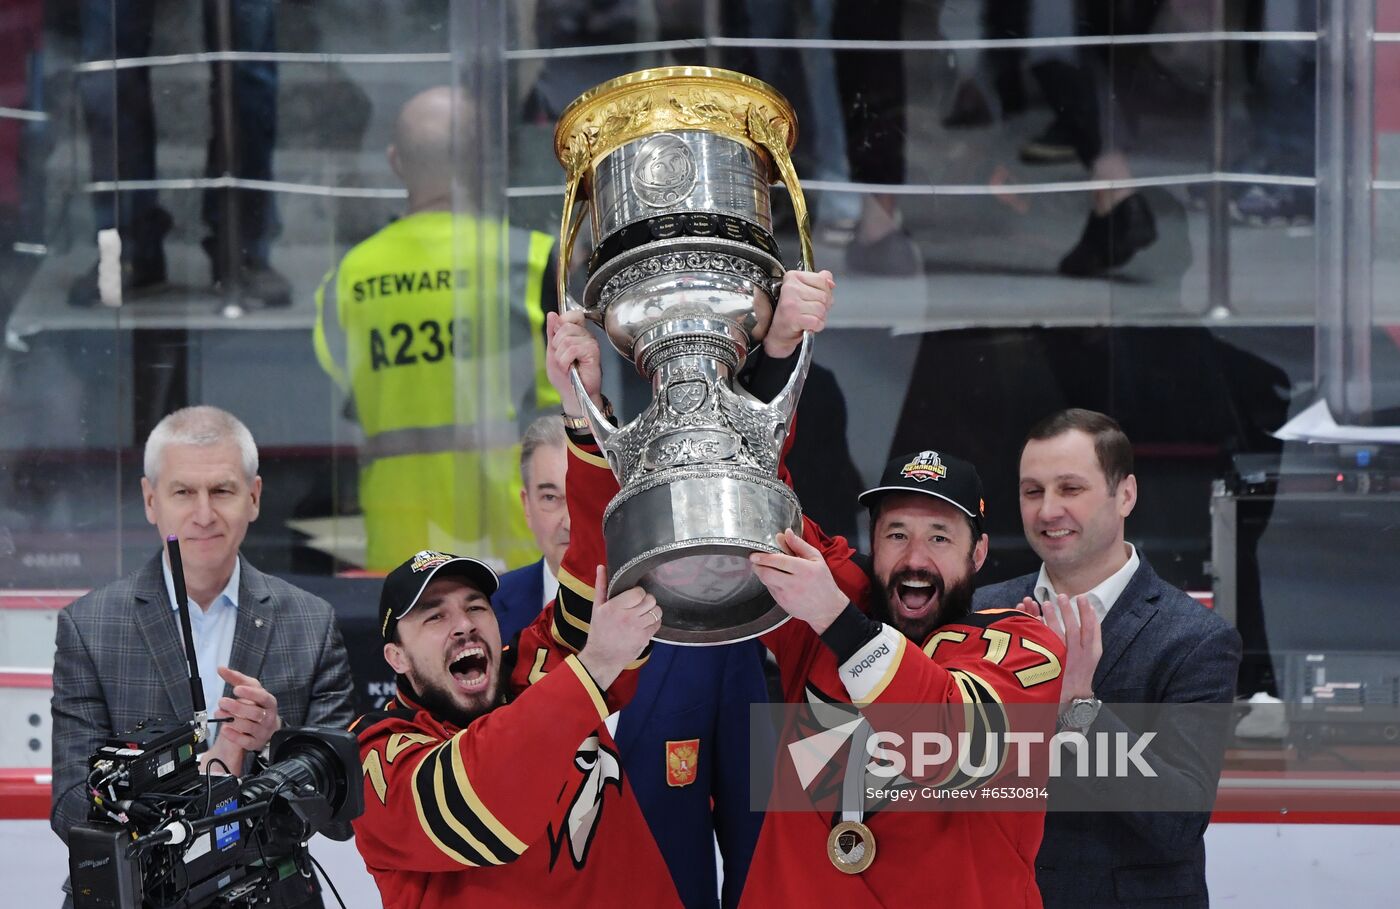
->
[350,447,682,909]
[564,429,1066,909]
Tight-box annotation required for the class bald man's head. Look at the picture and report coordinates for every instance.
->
[390,86,469,206]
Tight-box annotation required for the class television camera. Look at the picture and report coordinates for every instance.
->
[68,723,363,909]
[65,535,363,908]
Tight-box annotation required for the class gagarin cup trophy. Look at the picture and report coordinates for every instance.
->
[554,66,817,645]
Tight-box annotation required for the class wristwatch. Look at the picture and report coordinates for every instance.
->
[1059,695,1101,732]
[562,394,614,431]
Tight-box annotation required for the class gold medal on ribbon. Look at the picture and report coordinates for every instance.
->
[827,820,876,874]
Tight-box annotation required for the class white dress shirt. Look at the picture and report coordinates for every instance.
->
[1034,543,1140,622]
[541,563,560,612]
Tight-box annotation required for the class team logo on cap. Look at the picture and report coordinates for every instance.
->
[900,450,948,483]
[410,550,454,573]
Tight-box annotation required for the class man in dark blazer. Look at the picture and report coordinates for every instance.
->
[494,416,571,646]
[496,417,769,908]
[974,408,1241,909]
[494,560,551,649]
[51,406,355,908]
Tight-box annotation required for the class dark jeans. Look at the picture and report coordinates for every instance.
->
[833,0,906,184]
[1248,0,1315,175]
[1032,0,1167,170]
[79,0,280,265]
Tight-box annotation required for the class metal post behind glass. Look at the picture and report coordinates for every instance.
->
[1316,0,1375,423]
[208,0,241,308]
[451,0,512,565]
[1206,0,1231,319]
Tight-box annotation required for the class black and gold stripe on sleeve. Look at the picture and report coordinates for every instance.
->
[552,567,595,654]
[931,668,1011,790]
[410,731,529,866]
[565,432,611,470]
[552,568,651,668]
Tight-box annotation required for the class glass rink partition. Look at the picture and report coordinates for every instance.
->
[2,0,1400,903]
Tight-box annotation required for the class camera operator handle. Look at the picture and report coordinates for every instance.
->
[166,536,210,745]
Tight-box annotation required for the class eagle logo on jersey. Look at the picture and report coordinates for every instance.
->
[547,734,623,870]
[900,451,948,482]
[666,739,700,787]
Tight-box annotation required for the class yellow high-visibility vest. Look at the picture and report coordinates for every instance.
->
[313,211,559,571]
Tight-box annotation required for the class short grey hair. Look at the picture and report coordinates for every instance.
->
[519,415,566,486]
[144,406,259,483]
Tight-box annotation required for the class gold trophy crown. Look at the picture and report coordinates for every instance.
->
[554,65,813,306]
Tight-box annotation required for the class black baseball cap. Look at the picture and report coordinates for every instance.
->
[857,449,987,534]
[379,550,500,641]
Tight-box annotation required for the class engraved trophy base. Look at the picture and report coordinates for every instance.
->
[604,466,800,645]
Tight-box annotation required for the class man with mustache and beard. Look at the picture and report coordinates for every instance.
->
[738,451,1067,909]
[349,550,685,908]
[547,279,1082,908]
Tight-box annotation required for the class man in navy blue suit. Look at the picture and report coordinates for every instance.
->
[495,416,769,908]
[974,409,1241,909]
[494,415,571,647]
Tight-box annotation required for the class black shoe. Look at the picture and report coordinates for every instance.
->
[205,236,292,307]
[847,230,922,276]
[1057,193,1157,277]
[216,259,292,307]
[941,81,994,130]
[67,252,167,307]
[994,67,1028,117]
[1019,118,1078,165]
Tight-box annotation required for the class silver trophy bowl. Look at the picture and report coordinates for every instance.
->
[555,67,817,644]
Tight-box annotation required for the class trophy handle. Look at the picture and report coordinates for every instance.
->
[776,151,815,272]
[557,166,591,314]
[768,329,815,451]
[748,106,815,271]
[557,164,618,463]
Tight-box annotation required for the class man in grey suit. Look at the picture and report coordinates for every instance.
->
[51,405,355,906]
[973,408,1241,909]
